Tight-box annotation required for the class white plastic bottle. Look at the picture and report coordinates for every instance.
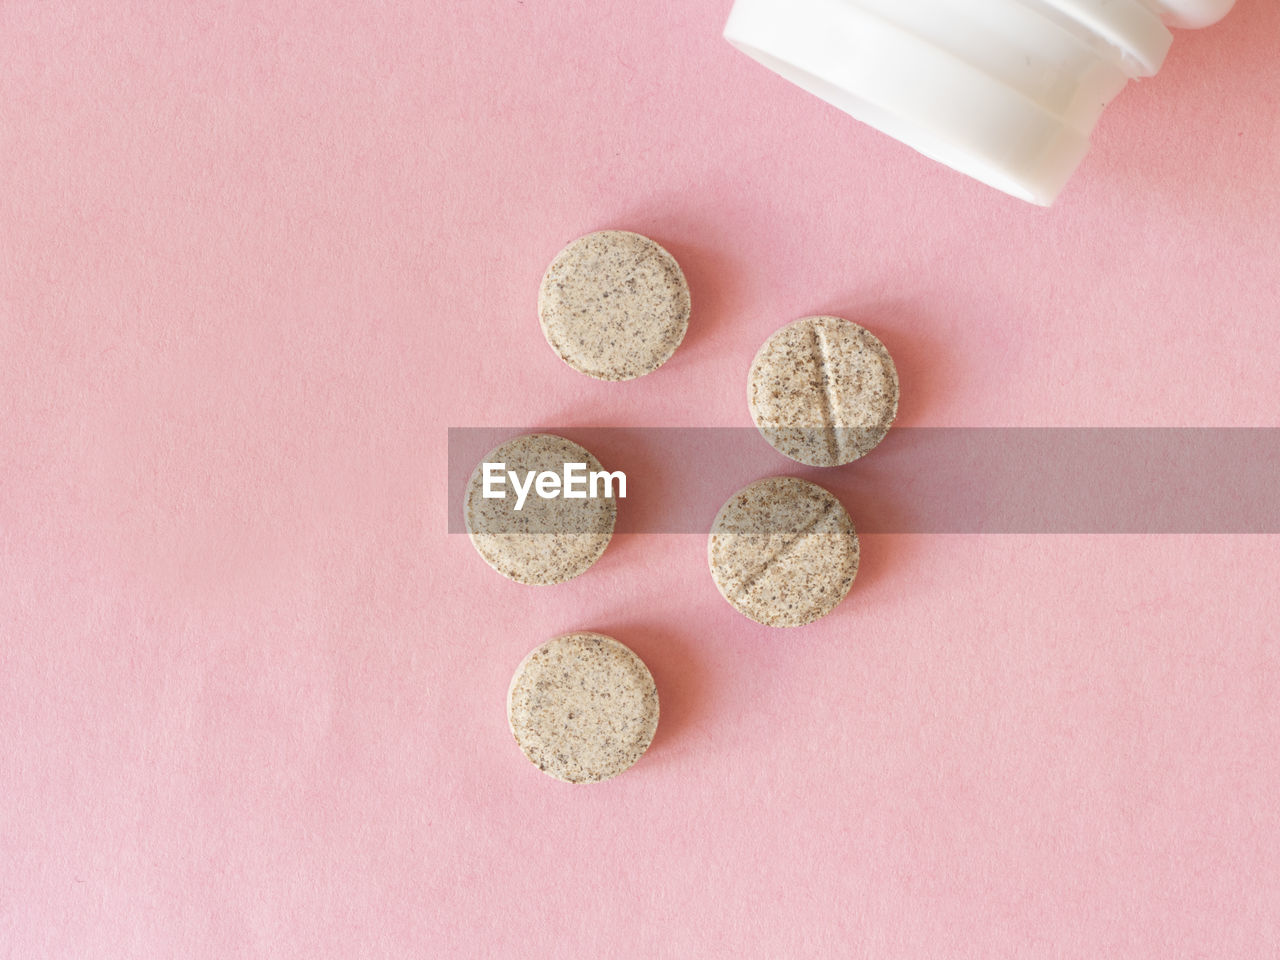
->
[724,0,1237,205]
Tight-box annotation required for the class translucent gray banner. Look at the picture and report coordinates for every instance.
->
[447,428,1280,534]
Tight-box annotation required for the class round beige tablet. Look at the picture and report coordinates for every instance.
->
[748,316,899,467]
[708,476,859,628]
[508,632,660,784]
[465,434,616,585]
[538,230,691,381]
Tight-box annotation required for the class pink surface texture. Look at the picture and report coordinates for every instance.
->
[2,1,1279,957]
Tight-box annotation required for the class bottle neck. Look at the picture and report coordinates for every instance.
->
[1145,0,1237,29]
[1033,0,1171,77]
[724,0,1235,204]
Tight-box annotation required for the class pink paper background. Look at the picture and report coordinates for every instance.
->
[2,1,1278,957]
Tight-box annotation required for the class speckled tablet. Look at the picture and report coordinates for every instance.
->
[538,230,691,381]
[507,632,659,784]
[708,476,859,628]
[464,434,616,585]
[748,316,899,467]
